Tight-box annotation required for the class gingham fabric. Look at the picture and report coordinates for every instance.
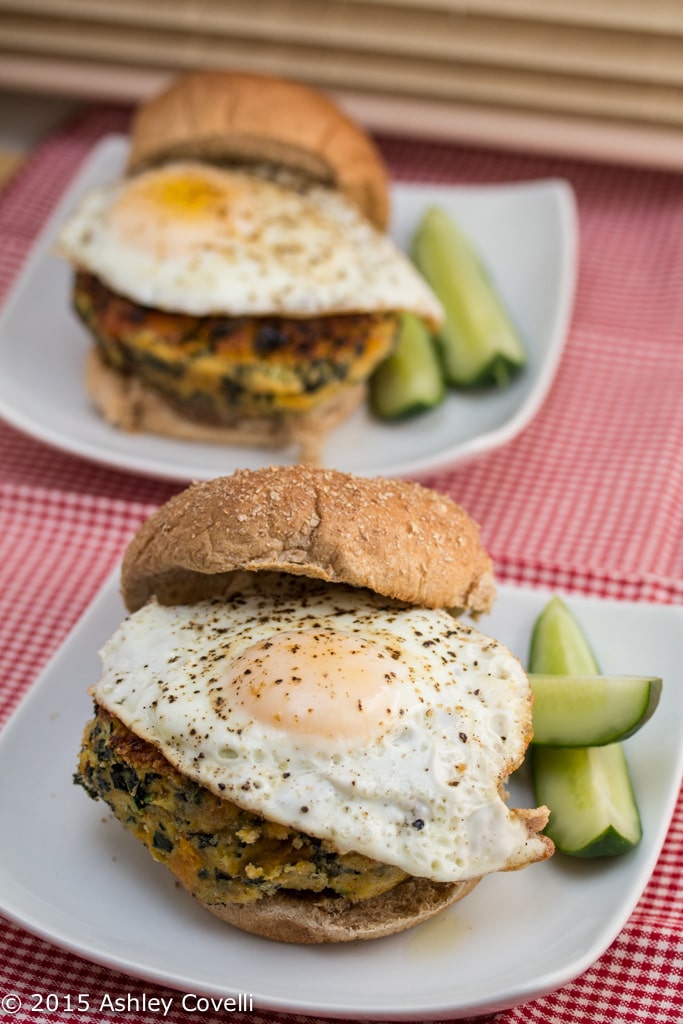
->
[1,106,682,1024]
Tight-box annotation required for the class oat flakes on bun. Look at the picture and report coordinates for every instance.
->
[75,466,552,943]
[58,71,443,463]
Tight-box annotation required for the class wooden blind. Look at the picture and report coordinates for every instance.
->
[1,0,683,168]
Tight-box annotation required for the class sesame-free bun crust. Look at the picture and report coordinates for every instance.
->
[127,70,389,229]
[200,875,480,944]
[121,466,496,615]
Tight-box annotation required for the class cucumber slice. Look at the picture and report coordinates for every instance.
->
[529,595,600,675]
[532,744,642,857]
[529,673,662,746]
[528,596,645,857]
[412,207,526,388]
[369,312,445,420]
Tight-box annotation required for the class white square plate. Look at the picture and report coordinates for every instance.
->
[0,579,680,1019]
[0,136,577,481]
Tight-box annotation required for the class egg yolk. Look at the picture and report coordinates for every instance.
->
[221,629,403,742]
[146,174,230,217]
[110,167,242,256]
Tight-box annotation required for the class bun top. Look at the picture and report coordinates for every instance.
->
[126,70,390,229]
[121,466,495,615]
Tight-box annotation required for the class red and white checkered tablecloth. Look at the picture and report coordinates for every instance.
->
[1,105,682,1024]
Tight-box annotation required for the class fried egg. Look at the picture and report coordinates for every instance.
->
[91,574,545,883]
[58,162,443,325]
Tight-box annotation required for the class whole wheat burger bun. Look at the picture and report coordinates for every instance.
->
[121,465,496,615]
[202,875,480,944]
[126,70,390,229]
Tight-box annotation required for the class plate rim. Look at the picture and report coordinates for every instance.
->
[0,134,578,483]
[0,573,681,1020]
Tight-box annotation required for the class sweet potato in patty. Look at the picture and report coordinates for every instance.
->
[75,707,408,906]
[73,272,398,421]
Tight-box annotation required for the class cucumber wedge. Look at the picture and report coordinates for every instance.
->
[528,596,646,857]
[529,674,662,746]
[529,596,599,675]
[532,744,642,857]
[370,313,445,419]
[412,207,526,388]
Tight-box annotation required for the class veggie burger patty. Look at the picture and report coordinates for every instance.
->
[75,707,409,906]
[73,271,399,422]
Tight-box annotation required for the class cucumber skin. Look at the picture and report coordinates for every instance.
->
[369,313,445,420]
[565,827,639,859]
[412,207,526,389]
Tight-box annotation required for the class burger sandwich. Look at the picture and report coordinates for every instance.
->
[75,466,552,943]
[58,71,443,462]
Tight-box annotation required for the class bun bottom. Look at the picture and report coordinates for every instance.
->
[84,349,366,464]
[197,875,480,944]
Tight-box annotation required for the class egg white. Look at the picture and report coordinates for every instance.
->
[91,574,538,883]
[58,162,443,325]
